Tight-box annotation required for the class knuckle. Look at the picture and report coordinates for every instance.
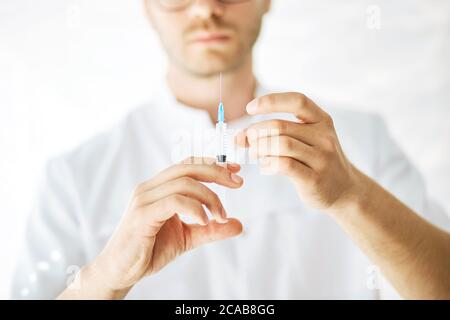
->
[132,194,144,208]
[168,194,184,208]
[272,119,286,134]
[322,135,336,151]
[196,183,216,203]
[178,176,195,187]
[324,114,334,127]
[209,191,221,207]
[280,136,293,150]
[190,200,203,214]
[317,149,331,165]
[133,182,146,195]
[266,94,275,105]
[280,157,295,172]
[262,94,275,108]
[315,161,327,175]
[316,149,333,173]
[295,92,307,106]
[212,192,221,205]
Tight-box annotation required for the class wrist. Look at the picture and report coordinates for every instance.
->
[83,258,132,300]
[327,166,374,219]
[59,258,131,300]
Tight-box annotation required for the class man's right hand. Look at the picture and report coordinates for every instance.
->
[59,157,244,299]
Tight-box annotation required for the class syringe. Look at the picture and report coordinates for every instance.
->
[216,73,227,166]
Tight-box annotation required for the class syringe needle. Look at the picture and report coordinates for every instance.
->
[219,72,222,104]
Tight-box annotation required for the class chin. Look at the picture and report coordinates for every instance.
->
[183,51,243,76]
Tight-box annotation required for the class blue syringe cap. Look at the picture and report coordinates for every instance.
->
[218,102,224,122]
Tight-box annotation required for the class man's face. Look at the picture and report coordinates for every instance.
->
[145,0,270,77]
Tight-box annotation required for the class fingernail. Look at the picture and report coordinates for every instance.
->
[246,99,258,114]
[230,173,243,184]
[227,162,240,170]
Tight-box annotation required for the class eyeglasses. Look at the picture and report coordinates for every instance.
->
[156,0,251,11]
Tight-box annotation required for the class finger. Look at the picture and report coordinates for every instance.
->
[133,177,228,223]
[259,156,312,181]
[183,218,243,251]
[136,157,243,194]
[226,162,241,173]
[235,119,321,148]
[181,157,241,173]
[246,92,325,123]
[234,129,250,148]
[148,194,210,226]
[248,136,316,169]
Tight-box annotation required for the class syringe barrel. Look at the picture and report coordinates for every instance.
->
[216,122,227,163]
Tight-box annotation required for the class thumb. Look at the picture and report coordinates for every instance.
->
[184,218,243,251]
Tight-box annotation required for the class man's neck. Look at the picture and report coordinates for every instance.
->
[166,56,257,123]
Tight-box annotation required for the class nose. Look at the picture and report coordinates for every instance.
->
[188,0,225,20]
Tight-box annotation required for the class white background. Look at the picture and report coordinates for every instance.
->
[0,0,449,299]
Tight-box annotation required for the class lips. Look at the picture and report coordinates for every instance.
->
[189,32,231,44]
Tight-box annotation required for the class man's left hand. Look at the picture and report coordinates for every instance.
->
[235,92,365,212]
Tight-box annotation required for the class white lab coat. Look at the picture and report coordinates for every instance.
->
[11,83,450,299]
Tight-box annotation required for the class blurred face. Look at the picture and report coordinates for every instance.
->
[145,0,270,76]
